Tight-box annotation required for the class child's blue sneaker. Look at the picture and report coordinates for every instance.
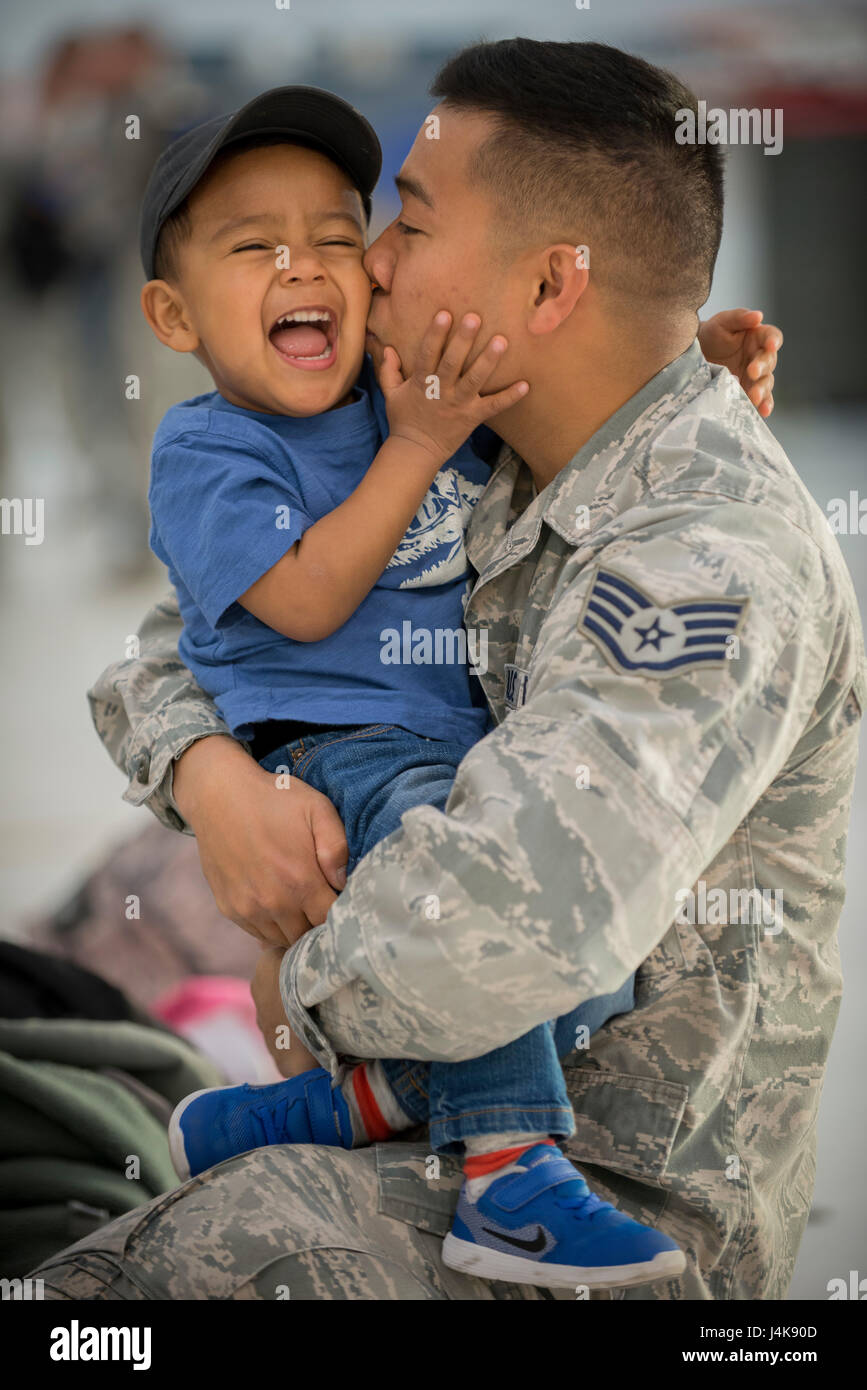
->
[168,1067,352,1180]
[442,1143,686,1289]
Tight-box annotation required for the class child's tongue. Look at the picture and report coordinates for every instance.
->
[271,323,329,357]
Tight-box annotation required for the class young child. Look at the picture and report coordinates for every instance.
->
[140,86,684,1290]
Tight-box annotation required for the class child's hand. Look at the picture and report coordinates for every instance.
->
[697,308,782,418]
[377,310,529,467]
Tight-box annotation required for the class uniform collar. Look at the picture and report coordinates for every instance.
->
[467,340,710,574]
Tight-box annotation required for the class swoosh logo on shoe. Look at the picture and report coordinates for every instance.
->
[480,1224,548,1253]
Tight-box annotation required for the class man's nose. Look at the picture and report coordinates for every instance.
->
[363,232,394,293]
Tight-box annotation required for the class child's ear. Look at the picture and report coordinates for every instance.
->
[140,280,200,353]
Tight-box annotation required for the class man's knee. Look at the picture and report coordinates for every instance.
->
[32,1146,444,1301]
[236,1246,446,1300]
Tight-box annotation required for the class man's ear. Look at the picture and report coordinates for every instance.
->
[526,244,590,337]
[140,280,200,353]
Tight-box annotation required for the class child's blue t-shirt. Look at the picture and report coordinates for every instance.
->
[148,356,497,748]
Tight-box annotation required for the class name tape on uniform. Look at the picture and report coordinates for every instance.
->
[504,663,530,711]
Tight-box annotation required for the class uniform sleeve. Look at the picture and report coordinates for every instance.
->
[279,500,829,1072]
[87,593,235,833]
[150,431,314,630]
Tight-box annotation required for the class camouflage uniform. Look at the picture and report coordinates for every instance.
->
[53,340,864,1300]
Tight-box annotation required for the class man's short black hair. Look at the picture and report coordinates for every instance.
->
[153,133,367,283]
[430,39,724,311]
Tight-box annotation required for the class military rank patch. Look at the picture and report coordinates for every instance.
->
[578,567,749,676]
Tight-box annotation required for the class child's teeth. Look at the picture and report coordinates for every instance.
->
[289,346,333,360]
[276,310,331,326]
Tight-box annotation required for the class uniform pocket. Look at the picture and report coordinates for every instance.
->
[562,1068,688,1180]
[560,1068,689,1227]
[375,1141,463,1237]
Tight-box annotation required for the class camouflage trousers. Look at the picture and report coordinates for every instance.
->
[33,1142,632,1301]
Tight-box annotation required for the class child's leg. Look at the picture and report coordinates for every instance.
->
[266,723,469,874]
[551,972,636,1061]
[301,729,466,1144]
[344,981,638,1155]
[172,727,642,1191]
[373,971,634,1142]
[290,728,639,1153]
[415,977,637,1187]
[424,1022,571,1155]
[432,975,682,1290]
[168,726,459,1179]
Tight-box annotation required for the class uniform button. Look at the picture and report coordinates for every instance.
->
[133,751,150,780]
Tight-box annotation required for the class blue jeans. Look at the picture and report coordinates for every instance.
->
[260,723,635,1153]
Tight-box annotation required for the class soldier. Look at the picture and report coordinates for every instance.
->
[35,40,864,1300]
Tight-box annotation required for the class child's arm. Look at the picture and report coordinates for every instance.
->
[238,311,528,641]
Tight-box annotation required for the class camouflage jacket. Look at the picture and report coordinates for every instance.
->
[89,342,866,1298]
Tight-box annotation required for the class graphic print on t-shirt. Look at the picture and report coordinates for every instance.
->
[385,465,486,588]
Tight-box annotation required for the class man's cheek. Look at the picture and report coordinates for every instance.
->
[403,289,440,371]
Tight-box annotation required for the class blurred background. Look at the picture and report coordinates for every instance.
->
[0,0,864,1297]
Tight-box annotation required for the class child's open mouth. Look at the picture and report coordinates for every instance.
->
[269,306,338,371]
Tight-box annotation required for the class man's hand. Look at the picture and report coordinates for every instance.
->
[173,735,348,946]
[251,945,319,1078]
[697,308,783,418]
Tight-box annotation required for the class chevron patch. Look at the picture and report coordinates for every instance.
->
[578,567,749,675]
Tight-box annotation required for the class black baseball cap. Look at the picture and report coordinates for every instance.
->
[139,85,382,280]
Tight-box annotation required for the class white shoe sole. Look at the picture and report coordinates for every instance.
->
[167,1087,220,1183]
[441,1234,687,1290]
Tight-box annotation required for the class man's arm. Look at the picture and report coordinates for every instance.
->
[277,502,833,1074]
[88,592,349,945]
[88,592,230,833]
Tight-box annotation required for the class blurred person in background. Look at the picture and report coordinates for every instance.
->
[2,26,210,575]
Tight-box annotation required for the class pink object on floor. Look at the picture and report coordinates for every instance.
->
[151,975,282,1084]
